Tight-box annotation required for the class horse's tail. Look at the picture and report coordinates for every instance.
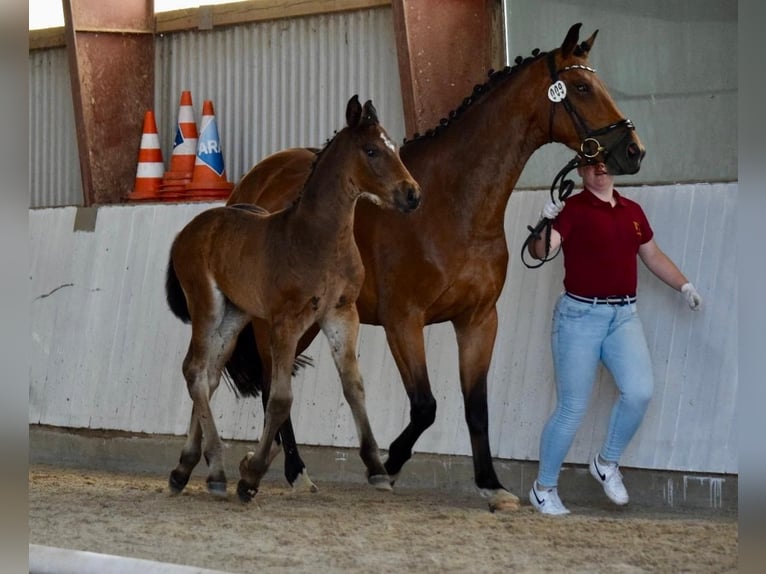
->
[223,326,315,399]
[223,326,264,398]
[165,258,191,323]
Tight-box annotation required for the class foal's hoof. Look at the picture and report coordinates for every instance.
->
[207,480,228,499]
[237,479,258,503]
[480,488,521,512]
[368,474,394,492]
[168,470,189,494]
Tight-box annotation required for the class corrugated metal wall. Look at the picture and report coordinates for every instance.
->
[154,8,405,186]
[29,7,404,208]
[29,183,737,475]
[29,47,82,208]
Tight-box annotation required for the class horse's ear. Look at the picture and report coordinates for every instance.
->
[561,23,582,58]
[361,100,379,126]
[346,95,362,128]
[577,30,598,57]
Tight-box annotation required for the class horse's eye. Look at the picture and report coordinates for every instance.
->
[575,83,589,94]
[364,146,378,158]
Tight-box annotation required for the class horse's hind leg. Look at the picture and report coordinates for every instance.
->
[321,308,390,491]
[169,405,203,493]
[454,308,519,511]
[171,290,248,498]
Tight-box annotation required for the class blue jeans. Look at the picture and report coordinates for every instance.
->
[536,293,654,488]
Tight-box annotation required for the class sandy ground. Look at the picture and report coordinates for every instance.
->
[29,464,737,574]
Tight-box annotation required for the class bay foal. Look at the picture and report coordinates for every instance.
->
[165,96,421,501]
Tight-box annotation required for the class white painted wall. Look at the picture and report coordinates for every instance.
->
[29,182,737,474]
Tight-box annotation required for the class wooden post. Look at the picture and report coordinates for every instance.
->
[63,0,155,205]
[391,0,506,139]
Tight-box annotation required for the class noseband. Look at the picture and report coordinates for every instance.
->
[545,52,635,162]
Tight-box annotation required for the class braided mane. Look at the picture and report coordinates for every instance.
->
[401,49,548,146]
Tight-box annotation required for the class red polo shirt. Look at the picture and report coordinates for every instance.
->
[552,188,653,297]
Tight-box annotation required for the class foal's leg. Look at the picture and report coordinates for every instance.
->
[237,327,300,502]
[321,307,391,490]
[168,403,203,493]
[170,292,248,497]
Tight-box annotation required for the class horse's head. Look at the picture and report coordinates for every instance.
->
[342,95,421,212]
[545,23,645,175]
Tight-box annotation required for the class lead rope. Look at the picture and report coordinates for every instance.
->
[520,156,581,269]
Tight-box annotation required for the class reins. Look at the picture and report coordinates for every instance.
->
[520,155,581,269]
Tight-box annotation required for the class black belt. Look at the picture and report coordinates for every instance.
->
[566,292,636,306]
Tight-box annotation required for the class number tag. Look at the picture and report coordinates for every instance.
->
[547,80,567,102]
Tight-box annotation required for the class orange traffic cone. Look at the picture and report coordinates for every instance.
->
[185,99,233,200]
[159,90,198,199]
[127,110,164,202]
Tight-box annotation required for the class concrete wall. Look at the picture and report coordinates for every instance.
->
[29,182,737,475]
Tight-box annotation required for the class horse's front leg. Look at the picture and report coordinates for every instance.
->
[237,330,298,502]
[321,307,391,490]
[381,315,436,485]
[453,306,520,512]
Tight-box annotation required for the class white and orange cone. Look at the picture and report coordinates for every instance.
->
[160,90,198,197]
[127,110,164,202]
[185,99,233,200]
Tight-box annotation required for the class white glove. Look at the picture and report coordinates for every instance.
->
[541,199,564,220]
[681,282,702,310]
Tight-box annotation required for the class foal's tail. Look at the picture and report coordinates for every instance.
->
[165,258,191,323]
[224,326,315,398]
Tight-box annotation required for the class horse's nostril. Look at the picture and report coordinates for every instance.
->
[627,143,645,159]
[407,186,421,208]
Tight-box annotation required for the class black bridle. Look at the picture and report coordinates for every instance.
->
[545,51,635,161]
[519,52,637,269]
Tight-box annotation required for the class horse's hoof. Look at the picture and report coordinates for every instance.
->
[381,454,400,487]
[480,488,521,512]
[292,470,319,493]
[368,474,394,492]
[168,470,189,494]
[237,479,258,503]
[207,481,228,499]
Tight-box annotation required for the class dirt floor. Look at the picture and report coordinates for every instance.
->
[29,464,737,574]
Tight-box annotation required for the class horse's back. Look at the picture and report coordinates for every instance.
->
[228,147,317,209]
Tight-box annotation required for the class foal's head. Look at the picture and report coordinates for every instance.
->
[330,95,421,213]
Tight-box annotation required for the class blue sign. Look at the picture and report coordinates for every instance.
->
[196,118,225,176]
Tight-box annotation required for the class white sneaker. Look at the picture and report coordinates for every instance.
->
[590,456,629,505]
[529,482,570,515]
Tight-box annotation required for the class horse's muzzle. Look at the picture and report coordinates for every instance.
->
[605,134,645,176]
[397,184,422,213]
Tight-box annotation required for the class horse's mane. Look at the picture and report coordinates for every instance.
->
[289,131,341,206]
[400,40,590,147]
[401,49,547,146]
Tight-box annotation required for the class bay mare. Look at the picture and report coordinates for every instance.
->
[164,96,421,501]
[224,23,645,511]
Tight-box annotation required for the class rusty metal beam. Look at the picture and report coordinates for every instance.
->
[63,0,155,205]
[391,0,505,139]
